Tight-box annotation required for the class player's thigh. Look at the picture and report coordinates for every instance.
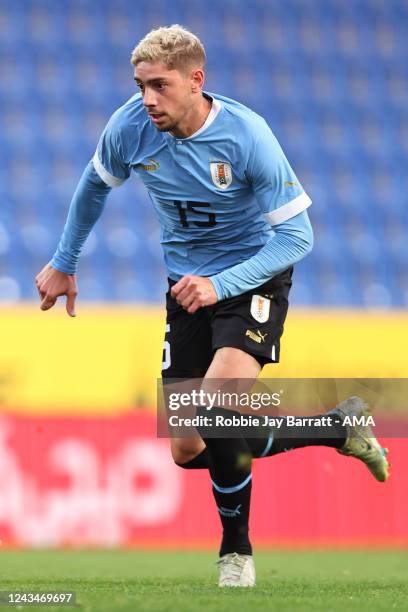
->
[210,267,293,369]
[162,284,212,462]
[205,346,261,382]
[200,268,293,400]
[161,283,213,379]
[200,347,261,406]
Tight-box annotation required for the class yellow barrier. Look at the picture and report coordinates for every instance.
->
[0,305,407,414]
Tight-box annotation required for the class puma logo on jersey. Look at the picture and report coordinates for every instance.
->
[137,158,160,172]
[246,329,268,344]
[284,180,298,187]
[210,161,232,189]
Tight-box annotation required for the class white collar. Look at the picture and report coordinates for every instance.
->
[169,97,221,141]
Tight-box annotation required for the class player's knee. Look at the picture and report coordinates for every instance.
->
[171,440,202,466]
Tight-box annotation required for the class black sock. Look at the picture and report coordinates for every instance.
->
[213,476,252,557]
[245,435,275,458]
[175,414,346,468]
[252,415,346,457]
[196,406,252,556]
[175,448,209,469]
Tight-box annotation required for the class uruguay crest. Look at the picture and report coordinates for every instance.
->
[210,161,232,189]
[250,295,271,323]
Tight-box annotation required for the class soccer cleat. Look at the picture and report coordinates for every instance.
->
[217,552,256,587]
[329,396,390,482]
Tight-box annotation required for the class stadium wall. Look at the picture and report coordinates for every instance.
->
[1,306,407,413]
[0,306,406,547]
[0,412,405,548]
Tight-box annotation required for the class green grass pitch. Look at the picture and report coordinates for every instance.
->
[0,549,407,611]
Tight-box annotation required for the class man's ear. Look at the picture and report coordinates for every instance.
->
[191,68,205,93]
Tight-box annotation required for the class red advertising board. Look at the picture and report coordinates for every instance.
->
[0,413,405,548]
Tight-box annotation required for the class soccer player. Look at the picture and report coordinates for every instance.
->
[36,25,389,587]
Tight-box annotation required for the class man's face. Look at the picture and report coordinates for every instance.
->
[134,61,197,132]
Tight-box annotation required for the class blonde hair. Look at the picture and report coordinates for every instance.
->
[130,25,206,72]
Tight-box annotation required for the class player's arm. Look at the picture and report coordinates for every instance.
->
[209,121,313,300]
[171,211,313,310]
[35,163,111,315]
[210,209,313,300]
[172,207,312,310]
[36,112,131,315]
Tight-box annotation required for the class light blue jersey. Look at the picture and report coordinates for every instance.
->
[51,92,313,299]
[92,92,311,280]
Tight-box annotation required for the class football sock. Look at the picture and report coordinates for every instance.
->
[249,415,346,457]
[196,406,252,556]
[175,414,346,467]
[175,448,209,469]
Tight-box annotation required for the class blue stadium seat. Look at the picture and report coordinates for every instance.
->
[0,0,407,306]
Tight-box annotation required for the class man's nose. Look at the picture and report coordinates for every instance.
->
[143,88,157,108]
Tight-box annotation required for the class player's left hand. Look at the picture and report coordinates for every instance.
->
[171,275,218,314]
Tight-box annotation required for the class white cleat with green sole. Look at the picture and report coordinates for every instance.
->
[329,396,390,482]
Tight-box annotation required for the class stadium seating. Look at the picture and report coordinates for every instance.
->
[0,0,407,306]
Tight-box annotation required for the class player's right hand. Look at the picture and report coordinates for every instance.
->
[35,263,78,317]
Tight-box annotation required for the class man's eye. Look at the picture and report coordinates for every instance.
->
[157,83,167,90]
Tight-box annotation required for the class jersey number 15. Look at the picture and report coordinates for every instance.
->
[173,201,216,228]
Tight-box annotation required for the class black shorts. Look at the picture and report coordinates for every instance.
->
[161,267,293,379]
